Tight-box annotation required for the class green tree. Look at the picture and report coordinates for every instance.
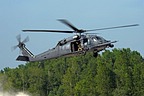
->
[113,48,135,96]
[60,57,82,96]
[74,55,98,96]
[1,48,144,96]
[96,54,114,96]
[130,51,144,95]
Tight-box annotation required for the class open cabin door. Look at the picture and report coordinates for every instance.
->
[70,40,82,52]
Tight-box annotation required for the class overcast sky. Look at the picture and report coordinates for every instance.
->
[0,0,144,70]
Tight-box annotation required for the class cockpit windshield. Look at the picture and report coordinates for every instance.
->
[90,35,107,43]
[95,36,102,40]
[91,36,100,42]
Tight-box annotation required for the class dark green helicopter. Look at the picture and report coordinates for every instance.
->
[13,19,138,62]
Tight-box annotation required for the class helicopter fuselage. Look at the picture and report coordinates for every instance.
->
[15,19,137,62]
[16,34,116,62]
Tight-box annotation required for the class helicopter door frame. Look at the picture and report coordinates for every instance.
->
[70,40,82,52]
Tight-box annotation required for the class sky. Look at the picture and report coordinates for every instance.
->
[0,0,144,70]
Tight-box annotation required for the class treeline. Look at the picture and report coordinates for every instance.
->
[0,48,144,96]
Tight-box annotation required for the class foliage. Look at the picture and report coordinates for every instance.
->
[0,48,144,96]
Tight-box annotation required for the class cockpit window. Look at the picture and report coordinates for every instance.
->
[96,36,101,40]
[93,38,97,42]
[91,36,97,42]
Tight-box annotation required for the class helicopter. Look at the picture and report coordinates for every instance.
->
[13,19,139,62]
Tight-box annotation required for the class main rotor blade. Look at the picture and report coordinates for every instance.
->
[86,24,139,32]
[22,29,74,33]
[22,36,29,43]
[58,19,79,31]
[16,34,21,43]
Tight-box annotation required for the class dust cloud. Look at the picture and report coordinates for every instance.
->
[0,92,30,96]
[16,92,30,96]
[0,76,31,96]
[0,83,30,96]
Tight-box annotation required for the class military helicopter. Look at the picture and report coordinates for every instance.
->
[13,19,138,62]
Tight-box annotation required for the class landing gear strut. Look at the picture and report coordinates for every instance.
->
[93,50,98,57]
[93,52,98,57]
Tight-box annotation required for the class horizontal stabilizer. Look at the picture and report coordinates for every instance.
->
[16,56,29,61]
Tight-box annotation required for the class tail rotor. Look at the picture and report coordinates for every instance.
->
[12,34,29,51]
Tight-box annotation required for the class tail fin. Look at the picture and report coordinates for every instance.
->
[13,35,34,61]
[16,44,34,61]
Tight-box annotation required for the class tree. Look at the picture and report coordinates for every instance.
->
[74,55,98,96]
[60,57,83,96]
[0,48,144,96]
[113,48,136,96]
[96,54,114,96]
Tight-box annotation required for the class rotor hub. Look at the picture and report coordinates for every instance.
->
[18,42,25,48]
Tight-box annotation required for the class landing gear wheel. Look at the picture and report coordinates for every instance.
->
[83,50,86,56]
[109,44,114,48]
